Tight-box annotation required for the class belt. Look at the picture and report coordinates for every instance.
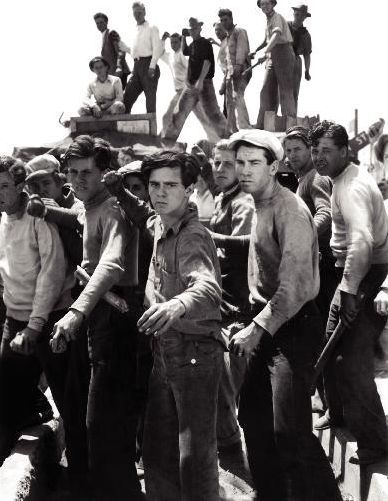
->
[134,55,152,61]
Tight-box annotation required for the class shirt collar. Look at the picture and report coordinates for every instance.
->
[84,187,111,210]
[161,202,198,237]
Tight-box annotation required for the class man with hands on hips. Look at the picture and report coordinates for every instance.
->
[227,129,342,501]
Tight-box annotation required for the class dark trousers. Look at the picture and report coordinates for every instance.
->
[0,311,70,464]
[257,43,296,129]
[323,264,388,454]
[86,297,141,501]
[239,302,342,501]
[124,57,160,113]
[217,318,248,448]
[143,335,224,501]
[164,79,228,142]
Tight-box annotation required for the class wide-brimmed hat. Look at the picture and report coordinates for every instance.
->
[187,17,204,29]
[374,134,388,163]
[292,4,311,17]
[25,154,61,182]
[228,129,284,162]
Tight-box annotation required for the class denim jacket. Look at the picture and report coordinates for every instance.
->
[117,190,222,341]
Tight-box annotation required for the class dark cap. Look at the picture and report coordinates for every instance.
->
[292,4,311,17]
[284,126,311,147]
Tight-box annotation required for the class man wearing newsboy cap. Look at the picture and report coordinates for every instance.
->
[228,129,342,501]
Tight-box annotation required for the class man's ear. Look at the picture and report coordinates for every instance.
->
[269,160,279,177]
[185,183,195,197]
[15,182,25,195]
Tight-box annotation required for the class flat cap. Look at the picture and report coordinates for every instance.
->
[228,129,284,161]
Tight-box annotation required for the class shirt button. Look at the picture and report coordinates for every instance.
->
[190,359,196,365]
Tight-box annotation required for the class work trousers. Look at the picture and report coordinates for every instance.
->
[86,296,141,501]
[225,73,251,133]
[143,335,224,501]
[293,55,303,115]
[323,264,388,455]
[0,311,72,464]
[239,302,342,501]
[162,88,221,143]
[78,101,125,116]
[257,43,296,129]
[164,79,228,142]
[124,57,160,113]
[217,318,248,448]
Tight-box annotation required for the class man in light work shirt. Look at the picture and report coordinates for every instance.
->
[160,33,218,143]
[163,17,228,143]
[120,2,162,113]
[228,129,342,501]
[311,121,388,466]
[252,0,296,130]
[218,8,251,132]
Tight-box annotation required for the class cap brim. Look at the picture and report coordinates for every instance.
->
[25,170,55,182]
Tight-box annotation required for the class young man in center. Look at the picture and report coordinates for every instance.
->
[228,129,342,501]
[103,150,224,501]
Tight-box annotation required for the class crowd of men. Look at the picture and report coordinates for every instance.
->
[80,1,313,140]
[1,2,388,501]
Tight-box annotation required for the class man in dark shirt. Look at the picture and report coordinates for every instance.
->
[287,4,312,112]
[94,12,130,88]
[163,17,228,142]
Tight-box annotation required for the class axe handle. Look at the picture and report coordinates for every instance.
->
[75,266,129,314]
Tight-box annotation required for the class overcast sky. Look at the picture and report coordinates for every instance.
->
[1,0,387,153]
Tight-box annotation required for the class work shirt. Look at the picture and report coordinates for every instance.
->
[84,75,123,107]
[183,37,215,84]
[116,191,222,340]
[220,25,250,78]
[296,166,332,255]
[265,11,293,46]
[288,22,312,57]
[210,182,254,315]
[72,189,138,318]
[331,162,388,295]
[160,44,188,91]
[249,183,320,335]
[0,198,72,331]
[130,21,162,69]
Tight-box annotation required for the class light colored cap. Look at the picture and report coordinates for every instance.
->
[25,154,61,182]
[228,129,284,161]
[118,160,143,177]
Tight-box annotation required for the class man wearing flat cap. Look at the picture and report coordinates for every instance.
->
[288,4,312,112]
[163,17,228,142]
[228,129,342,501]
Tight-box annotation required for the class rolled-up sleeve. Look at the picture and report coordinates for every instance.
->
[150,25,162,69]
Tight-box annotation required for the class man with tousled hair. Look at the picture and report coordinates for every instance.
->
[0,155,74,473]
[311,121,388,465]
[50,135,142,500]
[103,150,223,501]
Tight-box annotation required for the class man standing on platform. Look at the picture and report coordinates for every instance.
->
[252,0,296,130]
[163,17,228,143]
[121,2,162,114]
[218,8,251,132]
[94,12,130,89]
[288,4,312,113]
